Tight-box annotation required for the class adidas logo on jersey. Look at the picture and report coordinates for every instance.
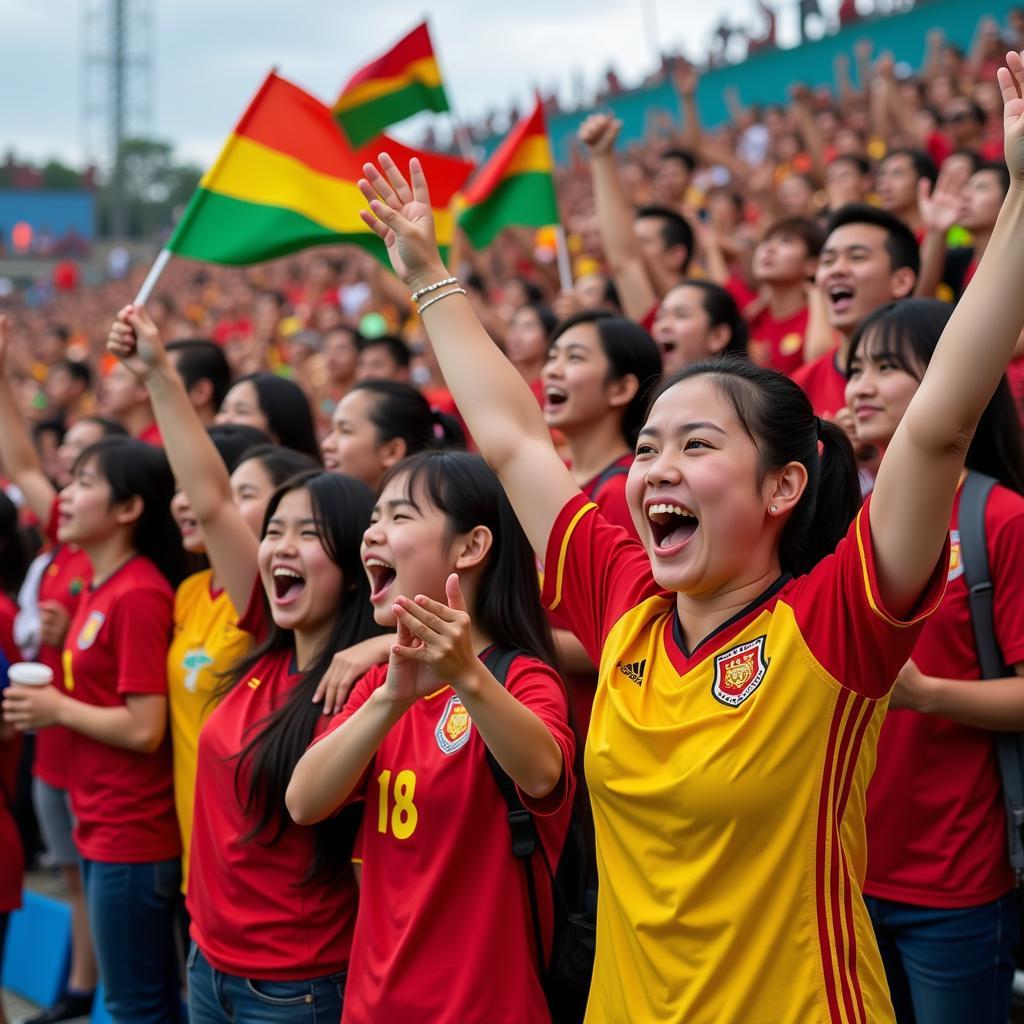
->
[618,659,646,686]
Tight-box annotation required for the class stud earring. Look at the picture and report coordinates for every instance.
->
[769,504,778,513]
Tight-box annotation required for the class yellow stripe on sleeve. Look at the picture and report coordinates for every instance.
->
[547,502,598,612]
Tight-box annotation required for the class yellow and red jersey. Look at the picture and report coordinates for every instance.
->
[542,493,947,1024]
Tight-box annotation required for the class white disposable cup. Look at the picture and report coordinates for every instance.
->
[8,662,54,687]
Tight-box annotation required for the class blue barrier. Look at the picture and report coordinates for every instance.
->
[0,890,71,1008]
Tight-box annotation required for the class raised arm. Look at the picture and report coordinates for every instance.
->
[913,165,969,298]
[870,51,1024,615]
[671,60,703,156]
[107,307,258,613]
[0,317,57,525]
[357,155,579,559]
[577,113,659,322]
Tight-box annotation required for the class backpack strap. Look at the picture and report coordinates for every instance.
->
[958,471,1024,880]
[480,646,547,975]
[590,461,629,498]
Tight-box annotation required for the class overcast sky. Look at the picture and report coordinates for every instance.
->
[1,0,813,171]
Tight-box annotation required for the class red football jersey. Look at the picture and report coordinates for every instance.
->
[329,655,575,1024]
[866,483,1024,908]
[187,583,359,981]
[0,726,22,913]
[62,556,179,862]
[791,347,849,419]
[747,304,810,376]
[33,544,91,789]
[583,453,636,539]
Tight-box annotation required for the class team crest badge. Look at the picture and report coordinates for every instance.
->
[435,695,472,755]
[947,529,964,582]
[712,636,769,707]
[76,611,106,650]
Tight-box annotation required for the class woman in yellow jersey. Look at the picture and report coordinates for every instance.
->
[354,50,1024,1024]
[166,425,318,891]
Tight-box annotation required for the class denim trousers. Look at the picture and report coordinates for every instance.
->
[187,944,345,1024]
[865,891,1019,1024]
[81,857,183,1024]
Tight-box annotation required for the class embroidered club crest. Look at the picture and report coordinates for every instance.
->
[712,635,769,707]
[947,529,964,582]
[76,611,106,650]
[435,694,472,755]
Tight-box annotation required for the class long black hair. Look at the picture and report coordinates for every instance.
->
[229,373,321,460]
[353,379,465,454]
[379,451,555,666]
[233,443,320,487]
[0,490,29,596]
[847,299,1024,494]
[550,311,664,446]
[73,437,188,586]
[652,358,862,576]
[223,470,384,882]
[669,280,749,357]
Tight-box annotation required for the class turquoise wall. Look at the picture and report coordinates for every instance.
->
[514,0,1018,163]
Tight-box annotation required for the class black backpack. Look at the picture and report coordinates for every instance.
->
[480,646,596,1024]
[958,471,1024,881]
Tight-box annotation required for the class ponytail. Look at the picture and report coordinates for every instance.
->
[431,407,466,448]
[355,379,466,455]
[651,358,861,576]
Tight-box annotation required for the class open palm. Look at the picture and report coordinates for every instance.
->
[358,154,446,290]
[999,50,1024,182]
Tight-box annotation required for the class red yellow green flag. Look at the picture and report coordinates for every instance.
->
[457,98,559,250]
[166,71,472,267]
[333,22,450,148]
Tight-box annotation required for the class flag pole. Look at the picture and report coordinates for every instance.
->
[133,249,172,306]
[555,226,573,293]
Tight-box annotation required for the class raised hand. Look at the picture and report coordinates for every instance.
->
[358,154,447,291]
[918,165,970,235]
[107,304,169,380]
[672,60,699,98]
[577,113,621,158]
[997,50,1024,182]
[380,614,436,705]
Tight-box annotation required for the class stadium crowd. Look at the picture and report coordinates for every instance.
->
[3,6,1024,1024]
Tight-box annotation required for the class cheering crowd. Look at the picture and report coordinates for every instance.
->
[4,8,1024,1024]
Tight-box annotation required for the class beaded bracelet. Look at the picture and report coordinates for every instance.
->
[410,276,457,303]
[417,287,467,315]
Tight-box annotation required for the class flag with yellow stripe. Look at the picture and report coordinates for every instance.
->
[166,71,472,268]
[457,97,560,250]
[333,22,450,147]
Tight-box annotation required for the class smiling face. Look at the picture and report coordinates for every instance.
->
[257,487,344,635]
[320,389,398,489]
[171,487,204,554]
[361,473,465,626]
[230,456,278,538]
[57,455,123,546]
[541,322,624,436]
[845,337,923,450]
[216,380,272,437]
[816,223,911,336]
[625,378,783,596]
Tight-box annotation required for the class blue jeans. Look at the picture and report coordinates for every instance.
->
[187,944,345,1023]
[82,857,183,1024]
[866,892,1019,1024]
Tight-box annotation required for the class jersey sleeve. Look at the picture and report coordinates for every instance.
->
[237,576,269,641]
[540,493,661,665]
[987,489,1024,668]
[113,587,173,696]
[504,657,576,817]
[788,496,948,699]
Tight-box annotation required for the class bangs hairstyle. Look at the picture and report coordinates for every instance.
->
[549,311,663,446]
[232,444,320,487]
[223,470,384,884]
[379,451,555,667]
[848,299,1024,493]
[649,358,862,577]
[72,437,187,586]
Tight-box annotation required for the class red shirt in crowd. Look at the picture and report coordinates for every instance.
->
[33,544,91,790]
[791,347,849,419]
[747,304,810,376]
[0,723,22,914]
[329,654,575,1024]
[187,586,358,981]
[62,555,178,862]
[137,421,163,447]
[866,483,1024,908]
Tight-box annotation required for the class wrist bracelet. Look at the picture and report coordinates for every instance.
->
[417,287,467,315]
[410,276,457,303]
